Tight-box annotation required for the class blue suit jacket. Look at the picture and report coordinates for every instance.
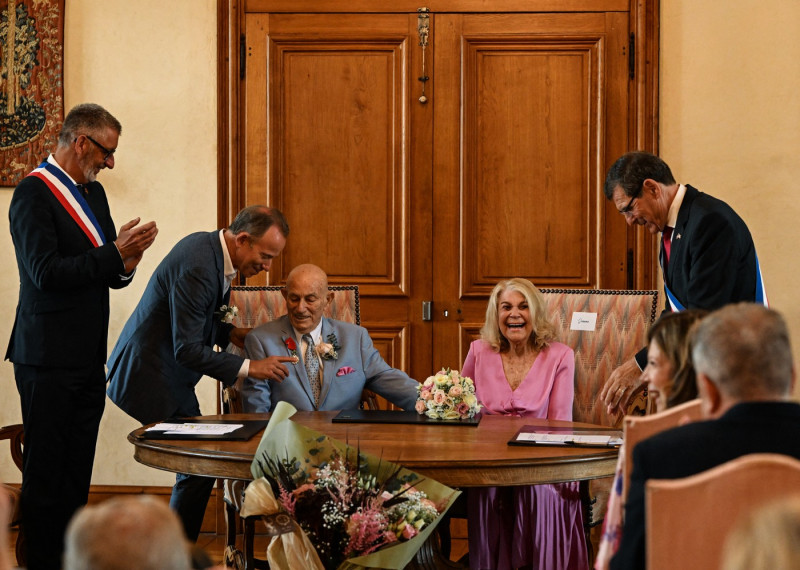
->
[610,402,800,570]
[6,173,129,368]
[240,315,419,412]
[106,231,244,424]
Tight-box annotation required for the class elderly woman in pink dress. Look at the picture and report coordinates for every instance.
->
[462,278,587,570]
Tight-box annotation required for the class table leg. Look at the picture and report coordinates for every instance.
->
[407,533,465,569]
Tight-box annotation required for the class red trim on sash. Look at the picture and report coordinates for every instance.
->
[30,171,102,248]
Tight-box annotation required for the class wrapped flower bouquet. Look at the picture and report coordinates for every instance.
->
[242,402,460,570]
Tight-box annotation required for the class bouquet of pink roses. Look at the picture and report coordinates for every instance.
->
[415,368,482,420]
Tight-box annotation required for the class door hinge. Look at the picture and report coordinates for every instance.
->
[240,33,246,80]
[628,33,635,80]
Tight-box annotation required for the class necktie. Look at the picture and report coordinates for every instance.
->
[303,334,321,407]
[662,226,673,264]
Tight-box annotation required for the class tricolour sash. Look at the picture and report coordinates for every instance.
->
[29,161,106,247]
[664,251,768,311]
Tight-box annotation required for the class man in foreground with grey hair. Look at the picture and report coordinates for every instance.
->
[64,496,191,570]
[611,303,800,570]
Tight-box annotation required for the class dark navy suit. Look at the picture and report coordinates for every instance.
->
[7,165,130,569]
[107,230,245,540]
[636,185,758,367]
[610,402,800,570]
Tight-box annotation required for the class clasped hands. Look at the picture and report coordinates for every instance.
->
[115,217,158,273]
[231,327,298,382]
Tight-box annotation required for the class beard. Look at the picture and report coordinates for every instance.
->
[79,155,101,183]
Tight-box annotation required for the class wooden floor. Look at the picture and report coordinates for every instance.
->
[6,525,469,568]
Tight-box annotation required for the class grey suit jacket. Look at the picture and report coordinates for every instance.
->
[240,315,419,412]
[106,231,244,424]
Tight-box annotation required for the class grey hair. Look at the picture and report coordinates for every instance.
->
[63,496,191,570]
[58,103,122,147]
[691,303,793,400]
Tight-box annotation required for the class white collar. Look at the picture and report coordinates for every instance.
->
[665,183,686,230]
[218,230,236,285]
[293,320,323,344]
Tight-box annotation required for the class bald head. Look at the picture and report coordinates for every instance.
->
[283,264,333,334]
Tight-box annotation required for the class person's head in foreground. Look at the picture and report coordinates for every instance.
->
[722,494,800,570]
[63,496,191,570]
[691,302,795,419]
[481,277,555,352]
[643,309,707,412]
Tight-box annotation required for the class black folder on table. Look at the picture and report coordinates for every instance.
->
[140,419,269,441]
[332,409,481,426]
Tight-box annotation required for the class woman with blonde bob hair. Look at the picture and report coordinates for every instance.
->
[462,278,587,570]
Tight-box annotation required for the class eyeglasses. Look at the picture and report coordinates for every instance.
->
[619,193,638,216]
[77,135,116,161]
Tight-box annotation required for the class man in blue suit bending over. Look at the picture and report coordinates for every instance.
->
[240,263,419,413]
[106,205,293,542]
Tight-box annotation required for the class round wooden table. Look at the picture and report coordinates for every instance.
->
[130,412,618,569]
[129,412,618,487]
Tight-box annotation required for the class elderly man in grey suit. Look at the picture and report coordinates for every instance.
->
[240,263,419,413]
[106,205,294,541]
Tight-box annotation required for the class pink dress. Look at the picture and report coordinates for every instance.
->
[462,340,589,570]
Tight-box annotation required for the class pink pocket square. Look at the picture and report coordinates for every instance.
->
[336,366,355,377]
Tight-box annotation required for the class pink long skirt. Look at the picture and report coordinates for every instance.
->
[467,482,589,570]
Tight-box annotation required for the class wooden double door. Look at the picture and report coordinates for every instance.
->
[222,1,657,382]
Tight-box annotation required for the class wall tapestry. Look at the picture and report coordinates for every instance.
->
[0,0,65,187]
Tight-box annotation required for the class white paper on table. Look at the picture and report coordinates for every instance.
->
[146,423,244,435]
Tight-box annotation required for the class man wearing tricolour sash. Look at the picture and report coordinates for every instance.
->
[6,103,158,570]
[599,152,767,418]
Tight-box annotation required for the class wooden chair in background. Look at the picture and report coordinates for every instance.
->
[1,423,25,566]
[221,285,361,569]
[622,399,702,502]
[439,289,661,563]
[646,453,800,570]
[539,288,660,555]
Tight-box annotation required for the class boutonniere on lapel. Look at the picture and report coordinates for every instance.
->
[215,304,239,324]
[316,333,341,360]
[284,337,299,363]
[675,233,682,240]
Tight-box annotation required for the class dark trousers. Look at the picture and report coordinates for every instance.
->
[169,395,215,542]
[15,362,106,570]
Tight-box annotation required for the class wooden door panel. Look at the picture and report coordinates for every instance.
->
[433,12,630,370]
[239,7,640,381]
[463,36,598,293]
[243,13,433,378]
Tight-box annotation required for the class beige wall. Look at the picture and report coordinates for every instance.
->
[2,0,799,485]
[660,0,800,391]
[0,0,219,485]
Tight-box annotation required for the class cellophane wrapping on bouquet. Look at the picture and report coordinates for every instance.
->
[241,402,461,570]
